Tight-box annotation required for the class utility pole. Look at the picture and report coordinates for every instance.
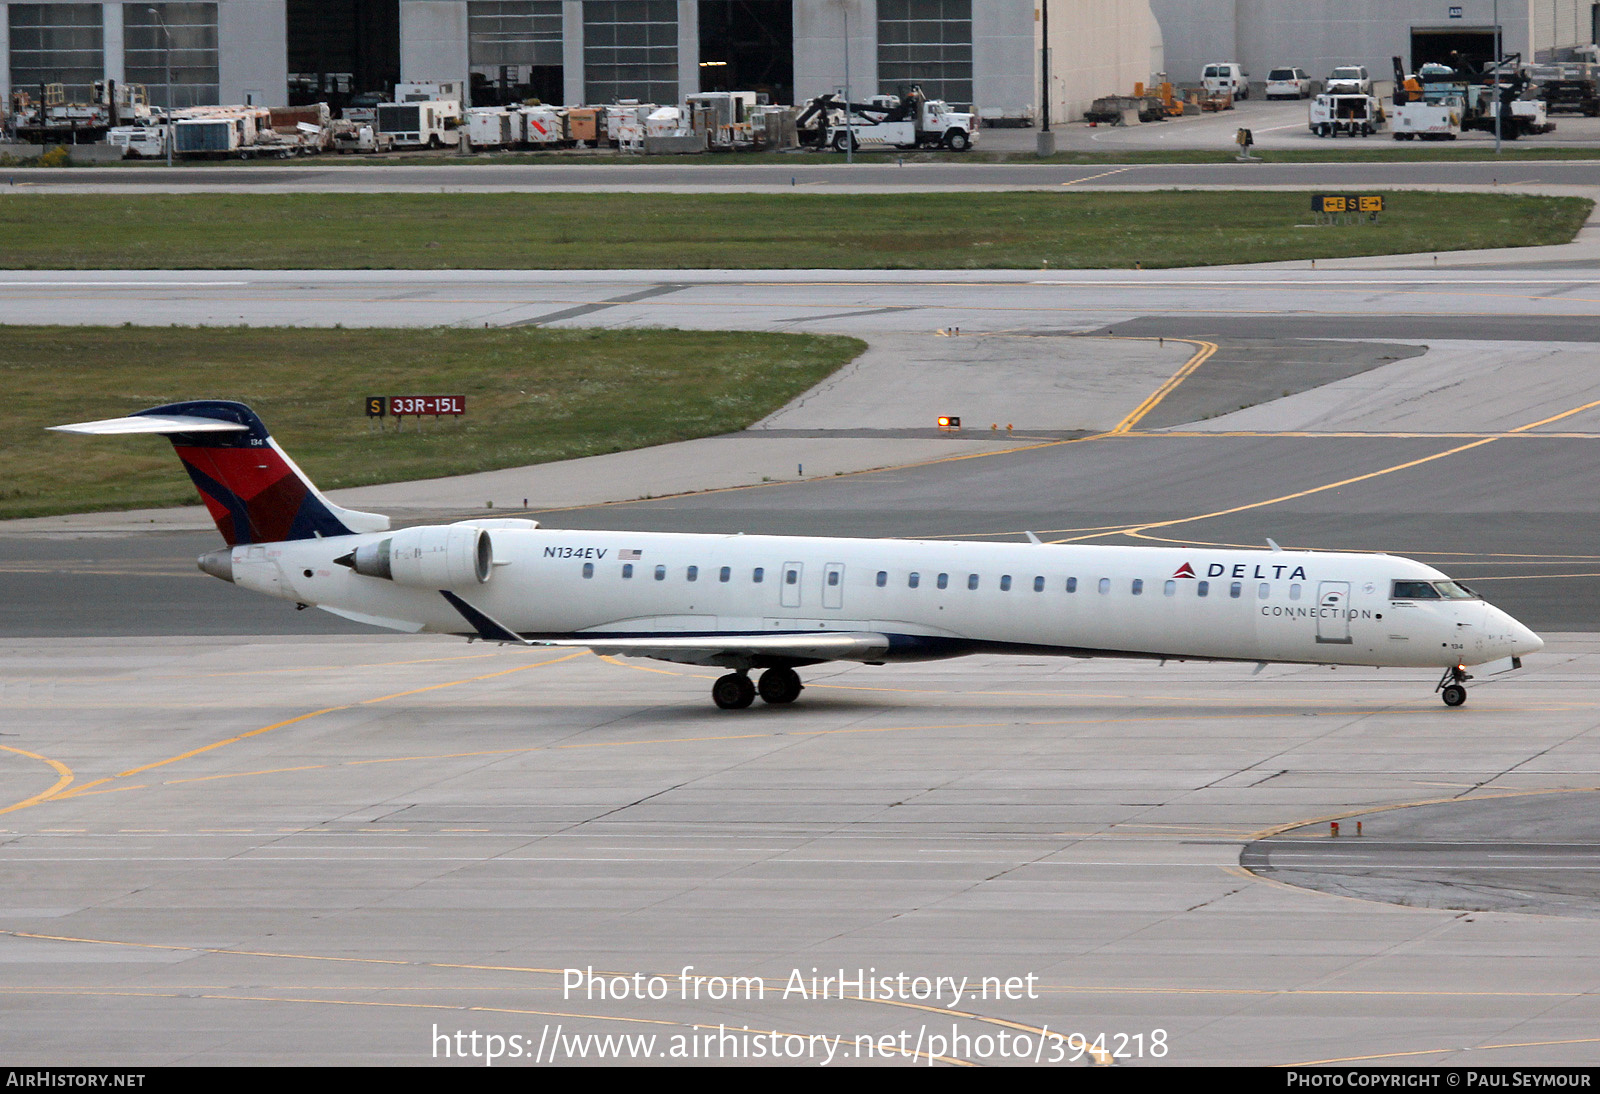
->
[843,1,853,164]
[148,7,173,166]
[1037,0,1054,156]
[1493,0,1502,154]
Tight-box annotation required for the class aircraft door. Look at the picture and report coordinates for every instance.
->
[823,563,844,609]
[781,562,803,608]
[1315,581,1353,644]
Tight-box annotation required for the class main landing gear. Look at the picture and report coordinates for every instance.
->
[712,667,804,709]
[1436,665,1472,708]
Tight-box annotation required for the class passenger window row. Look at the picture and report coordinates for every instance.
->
[578,562,1305,602]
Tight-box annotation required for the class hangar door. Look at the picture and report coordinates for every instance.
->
[1411,26,1498,73]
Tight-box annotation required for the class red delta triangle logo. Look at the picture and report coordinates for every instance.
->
[1172,562,1197,579]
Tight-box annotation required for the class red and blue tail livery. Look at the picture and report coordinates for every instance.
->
[51,400,389,545]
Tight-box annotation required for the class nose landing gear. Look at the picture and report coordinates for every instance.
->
[1436,665,1472,707]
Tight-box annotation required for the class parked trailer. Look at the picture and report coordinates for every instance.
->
[331,124,393,154]
[519,106,566,146]
[1392,97,1462,139]
[105,125,166,158]
[1309,93,1385,136]
[604,102,654,149]
[464,106,521,150]
[173,117,242,156]
[9,79,152,143]
[1531,62,1600,115]
[376,100,461,149]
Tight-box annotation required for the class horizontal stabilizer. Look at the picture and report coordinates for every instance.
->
[51,414,251,436]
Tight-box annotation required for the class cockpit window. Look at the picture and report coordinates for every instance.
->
[1433,580,1479,600]
[1391,580,1441,599]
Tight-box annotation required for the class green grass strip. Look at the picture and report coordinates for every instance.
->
[0,191,1587,269]
[2,326,863,520]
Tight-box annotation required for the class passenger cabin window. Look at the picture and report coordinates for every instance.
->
[1066,577,1078,593]
[1164,580,1176,597]
[876,571,887,587]
[1230,581,1242,598]
[1289,583,1302,601]
[785,569,798,585]
[686,565,698,582]
[753,567,764,583]
[720,566,731,583]
[1258,582,1269,599]
[968,574,979,590]
[582,562,594,578]
[1033,576,1045,592]
[937,573,949,589]
[622,563,633,579]
[1098,578,1110,595]
[1197,580,1209,597]
[655,565,666,581]
[1000,575,1012,592]
[1391,581,1440,599]
[827,571,840,587]
[909,572,921,589]
[1131,579,1143,595]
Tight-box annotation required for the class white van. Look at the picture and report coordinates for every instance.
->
[1202,62,1250,99]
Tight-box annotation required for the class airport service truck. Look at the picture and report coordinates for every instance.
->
[817,85,977,151]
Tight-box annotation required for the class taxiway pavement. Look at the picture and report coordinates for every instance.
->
[4,219,1600,1064]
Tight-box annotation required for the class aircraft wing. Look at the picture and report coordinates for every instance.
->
[440,591,888,667]
[535,631,892,668]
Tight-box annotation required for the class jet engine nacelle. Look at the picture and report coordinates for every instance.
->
[345,525,492,589]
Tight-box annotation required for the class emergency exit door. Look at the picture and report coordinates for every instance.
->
[1316,581,1353,644]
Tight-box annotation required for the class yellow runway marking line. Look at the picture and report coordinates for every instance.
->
[0,746,74,817]
[1112,531,1600,561]
[1059,166,1134,187]
[0,985,965,1063]
[42,652,586,808]
[12,703,1526,799]
[1108,339,1217,434]
[1140,429,1600,439]
[1050,436,1501,543]
[1026,395,1600,543]
[1462,571,1600,581]
[1239,784,1600,843]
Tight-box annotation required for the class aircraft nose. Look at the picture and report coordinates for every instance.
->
[1509,615,1544,657]
[1489,605,1543,656]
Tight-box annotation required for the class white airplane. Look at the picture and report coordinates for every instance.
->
[54,401,1543,710]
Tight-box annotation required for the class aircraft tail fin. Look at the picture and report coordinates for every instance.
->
[51,400,390,546]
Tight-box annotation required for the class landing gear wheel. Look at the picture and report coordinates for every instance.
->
[712,672,756,710]
[757,666,803,705]
[1436,665,1472,708]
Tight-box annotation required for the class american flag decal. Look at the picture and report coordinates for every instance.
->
[620,549,642,560]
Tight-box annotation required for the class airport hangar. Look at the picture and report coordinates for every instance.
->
[1151,0,1600,89]
[0,1,1158,126]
